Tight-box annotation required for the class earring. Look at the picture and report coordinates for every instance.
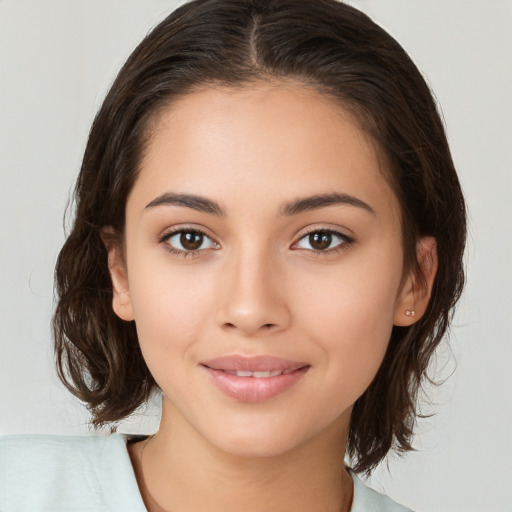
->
[405,310,416,317]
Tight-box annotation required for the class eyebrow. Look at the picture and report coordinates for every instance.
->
[144,191,375,217]
[279,192,375,216]
[145,193,225,216]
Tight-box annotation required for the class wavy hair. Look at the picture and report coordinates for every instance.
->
[53,0,466,474]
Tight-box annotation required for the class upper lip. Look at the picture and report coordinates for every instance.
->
[201,355,308,372]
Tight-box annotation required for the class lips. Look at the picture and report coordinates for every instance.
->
[200,355,310,403]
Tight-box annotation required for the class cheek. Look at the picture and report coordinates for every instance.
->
[127,260,215,371]
[295,259,401,391]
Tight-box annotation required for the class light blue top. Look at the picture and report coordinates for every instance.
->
[0,434,412,511]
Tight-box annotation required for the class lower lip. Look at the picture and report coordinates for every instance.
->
[202,366,309,403]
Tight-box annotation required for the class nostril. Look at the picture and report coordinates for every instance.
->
[223,322,275,331]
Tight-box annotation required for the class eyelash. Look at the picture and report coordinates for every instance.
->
[293,228,355,256]
[159,227,354,258]
[159,227,216,259]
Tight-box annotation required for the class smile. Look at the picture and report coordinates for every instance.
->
[200,355,310,403]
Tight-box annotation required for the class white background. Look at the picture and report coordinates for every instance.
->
[1,1,511,510]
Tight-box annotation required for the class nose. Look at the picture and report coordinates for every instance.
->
[215,246,292,337]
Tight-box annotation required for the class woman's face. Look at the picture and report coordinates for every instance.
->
[109,83,425,457]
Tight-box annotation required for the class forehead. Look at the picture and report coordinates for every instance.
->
[130,82,400,222]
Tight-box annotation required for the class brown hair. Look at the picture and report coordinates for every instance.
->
[53,0,466,474]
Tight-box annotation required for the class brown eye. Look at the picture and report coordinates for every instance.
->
[294,229,351,253]
[164,229,218,253]
[309,232,332,250]
[180,231,203,250]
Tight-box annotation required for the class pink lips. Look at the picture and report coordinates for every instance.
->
[200,355,310,403]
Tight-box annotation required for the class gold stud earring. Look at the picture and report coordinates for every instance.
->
[405,310,416,317]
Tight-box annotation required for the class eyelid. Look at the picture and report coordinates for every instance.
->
[291,227,355,253]
[158,225,220,257]
[157,224,354,258]
[158,223,216,241]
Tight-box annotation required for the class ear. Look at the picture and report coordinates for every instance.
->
[101,228,135,322]
[394,236,438,327]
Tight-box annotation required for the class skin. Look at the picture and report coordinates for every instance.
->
[106,82,437,512]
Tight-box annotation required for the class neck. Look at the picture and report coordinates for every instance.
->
[129,402,354,512]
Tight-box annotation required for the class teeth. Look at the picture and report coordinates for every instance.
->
[235,370,253,377]
[227,370,286,378]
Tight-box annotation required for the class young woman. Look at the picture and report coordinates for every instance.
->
[0,1,466,510]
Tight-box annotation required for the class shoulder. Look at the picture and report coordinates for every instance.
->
[0,431,124,455]
[0,433,146,512]
[350,470,413,512]
[0,433,128,478]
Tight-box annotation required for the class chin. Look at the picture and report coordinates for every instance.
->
[203,418,327,460]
